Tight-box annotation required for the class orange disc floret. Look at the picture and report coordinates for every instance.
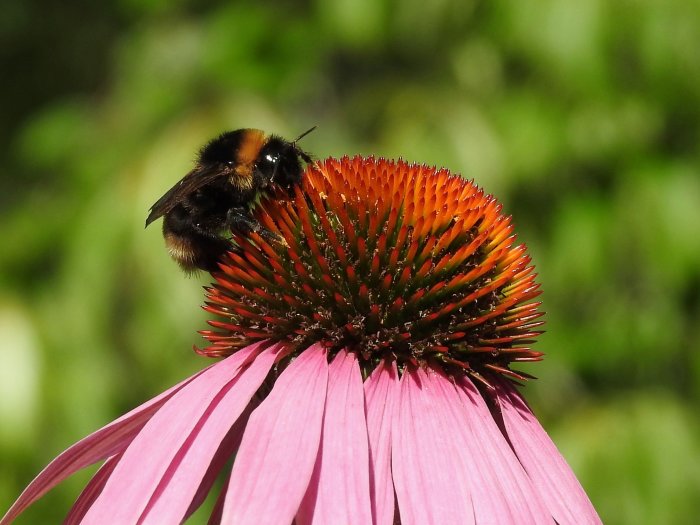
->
[200,156,544,382]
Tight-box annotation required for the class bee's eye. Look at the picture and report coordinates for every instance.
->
[226,160,236,167]
[262,154,278,167]
[257,153,279,173]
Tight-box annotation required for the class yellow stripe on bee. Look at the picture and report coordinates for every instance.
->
[164,232,196,265]
[232,129,267,190]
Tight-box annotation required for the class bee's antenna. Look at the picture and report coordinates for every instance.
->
[293,126,317,145]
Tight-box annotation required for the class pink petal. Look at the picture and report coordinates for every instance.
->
[495,380,602,525]
[296,350,372,525]
[0,363,210,525]
[221,343,329,525]
[391,366,475,525]
[139,344,281,524]
[453,375,552,524]
[183,400,256,521]
[363,359,399,525]
[64,454,122,525]
[80,341,269,524]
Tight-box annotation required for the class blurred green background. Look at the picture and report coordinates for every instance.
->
[1,0,699,523]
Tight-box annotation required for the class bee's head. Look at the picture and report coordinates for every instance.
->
[257,128,315,191]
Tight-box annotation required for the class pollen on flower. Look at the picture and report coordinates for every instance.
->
[200,156,544,383]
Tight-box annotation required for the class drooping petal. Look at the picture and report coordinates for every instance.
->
[182,400,256,522]
[0,364,210,525]
[391,365,475,525]
[139,344,282,524]
[494,380,602,525]
[364,359,399,525]
[453,375,552,524]
[297,350,372,525]
[64,454,122,525]
[79,341,269,524]
[221,343,328,525]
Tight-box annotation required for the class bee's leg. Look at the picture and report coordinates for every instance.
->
[226,208,284,244]
[226,207,261,233]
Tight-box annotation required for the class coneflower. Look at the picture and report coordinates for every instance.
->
[2,156,601,524]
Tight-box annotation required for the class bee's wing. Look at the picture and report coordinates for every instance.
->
[145,166,225,227]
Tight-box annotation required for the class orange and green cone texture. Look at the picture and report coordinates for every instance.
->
[203,156,544,385]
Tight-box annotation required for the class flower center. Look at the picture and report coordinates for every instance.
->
[201,156,544,382]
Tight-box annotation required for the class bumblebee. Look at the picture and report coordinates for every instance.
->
[145,127,314,273]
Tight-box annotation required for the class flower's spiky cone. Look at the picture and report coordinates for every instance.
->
[200,156,544,383]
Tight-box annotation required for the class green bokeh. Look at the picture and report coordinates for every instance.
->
[1,0,699,523]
